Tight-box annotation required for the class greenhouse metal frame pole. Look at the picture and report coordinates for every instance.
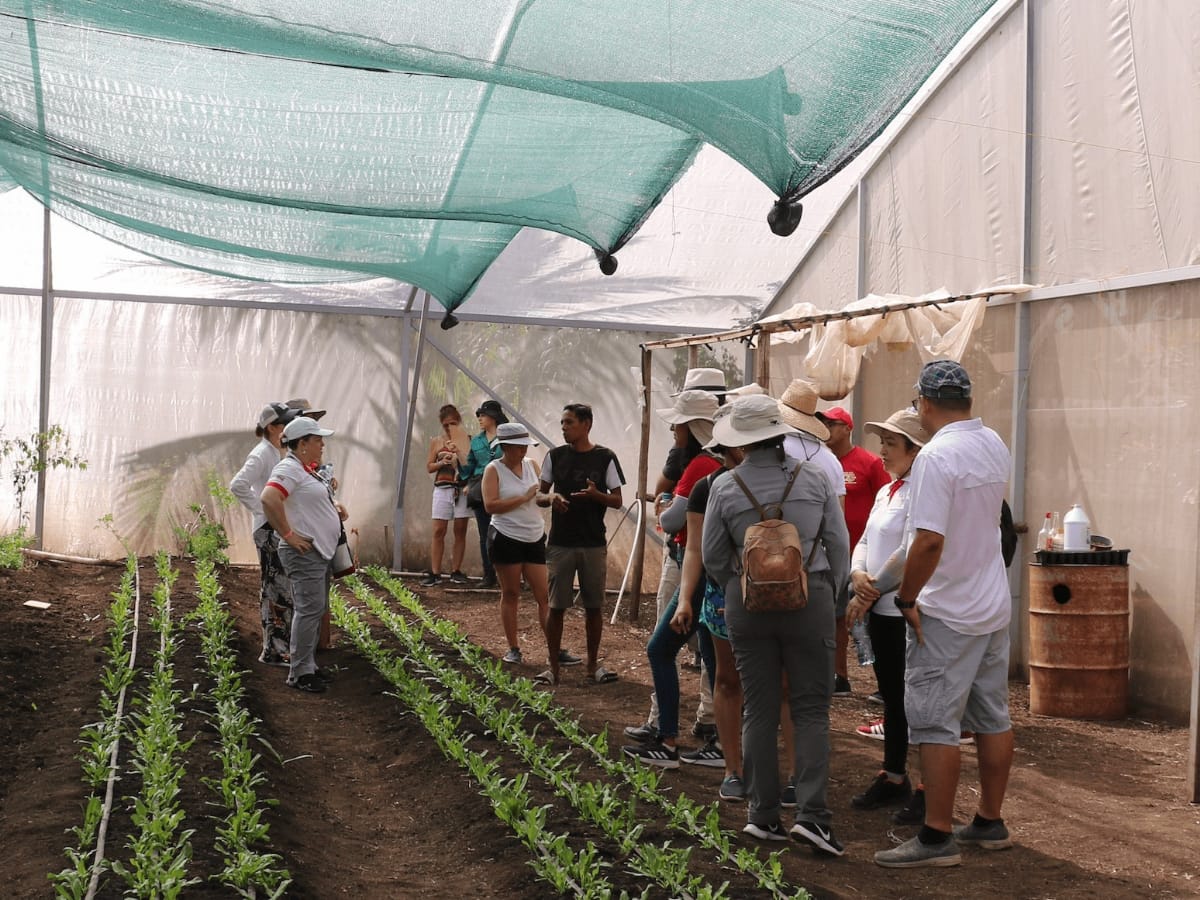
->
[1007,0,1035,677]
[34,205,52,548]
[391,289,428,570]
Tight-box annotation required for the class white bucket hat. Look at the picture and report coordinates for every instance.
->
[724,382,765,398]
[656,389,719,425]
[495,422,538,446]
[711,394,797,448]
[283,416,334,441]
[672,366,728,396]
[777,379,830,441]
[864,408,930,447]
[656,389,718,447]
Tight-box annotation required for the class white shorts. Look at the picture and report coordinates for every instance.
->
[431,485,470,521]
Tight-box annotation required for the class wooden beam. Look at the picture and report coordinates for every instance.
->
[628,345,653,622]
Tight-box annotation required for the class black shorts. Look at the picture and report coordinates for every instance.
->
[487,526,547,566]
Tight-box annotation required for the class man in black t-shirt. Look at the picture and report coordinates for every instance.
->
[537,403,625,685]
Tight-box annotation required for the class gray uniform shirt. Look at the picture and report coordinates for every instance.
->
[702,446,850,611]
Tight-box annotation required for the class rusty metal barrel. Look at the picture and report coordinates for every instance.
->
[1029,559,1129,719]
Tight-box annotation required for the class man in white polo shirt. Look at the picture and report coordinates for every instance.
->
[875,360,1014,869]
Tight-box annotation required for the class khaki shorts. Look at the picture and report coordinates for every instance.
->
[431,485,470,521]
[546,544,607,610]
[903,613,1011,746]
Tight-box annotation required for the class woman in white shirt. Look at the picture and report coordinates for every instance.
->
[845,408,929,817]
[229,402,299,667]
[260,417,347,694]
[482,422,555,672]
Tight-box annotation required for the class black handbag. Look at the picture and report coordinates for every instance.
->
[465,474,485,510]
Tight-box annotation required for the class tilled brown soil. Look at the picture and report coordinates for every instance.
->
[1,557,1196,899]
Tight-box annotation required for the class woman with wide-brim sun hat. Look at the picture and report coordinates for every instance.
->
[459,399,508,589]
[230,401,300,667]
[620,390,722,767]
[482,422,555,669]
[701,393,850,853]
[844,407,930,822]
[260,416,348,694]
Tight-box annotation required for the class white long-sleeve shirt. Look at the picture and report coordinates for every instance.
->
[229,438,283,532]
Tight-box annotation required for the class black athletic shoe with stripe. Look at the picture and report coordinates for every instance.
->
[621,739,680,769]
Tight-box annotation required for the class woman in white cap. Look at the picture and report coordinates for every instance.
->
[845,408,930,823]
[260,416,347,694]
[481,422,554,670]
[230,402,299,667]
[702,394,850,853]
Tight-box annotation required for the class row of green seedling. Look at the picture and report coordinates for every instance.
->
[191,557,291,898]
[346,576,730,900]
[362,567,805,899]
[109,552,198,898]
[50,555,140,899]
[330,588,623,898]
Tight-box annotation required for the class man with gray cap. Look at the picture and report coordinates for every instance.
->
[875,360,1014,868]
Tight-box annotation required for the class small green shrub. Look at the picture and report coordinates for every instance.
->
[0,526,32,569]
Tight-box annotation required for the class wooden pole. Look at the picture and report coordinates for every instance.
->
[755,331,771,392]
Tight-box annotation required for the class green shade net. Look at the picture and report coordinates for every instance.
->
[0,1,995,309]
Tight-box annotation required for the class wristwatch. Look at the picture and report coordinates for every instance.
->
[894,595,917,610]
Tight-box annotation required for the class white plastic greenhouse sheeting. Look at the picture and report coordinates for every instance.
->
[771,0,1200,722]
[0,288,715,581]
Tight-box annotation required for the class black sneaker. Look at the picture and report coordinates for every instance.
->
[679,739,724,768]
[419,572,440,587]
[691,721,718,742]
[742,821,788,842]
[478,574,498,589]
[868,691,885,705]
[558,649,583,666]
[288,673,326,694]
[448,570,470,584]
[833,674,852,696]
[719,774,746,802]
[893,787,926,825]
[851,771,912,810]
[791,820,845,857]
[780,778,797,808]
[621,739,680,769]
[623,722,657,742]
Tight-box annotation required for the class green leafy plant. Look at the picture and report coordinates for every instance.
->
[0,525,33,569]
[173,472,238,564]
[0,425,88,525]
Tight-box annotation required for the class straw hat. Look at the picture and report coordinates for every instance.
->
[777,379,830,441]
[864,408,930,447]
[711,394,797,448]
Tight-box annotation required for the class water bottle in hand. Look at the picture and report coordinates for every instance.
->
[851,620,875,666]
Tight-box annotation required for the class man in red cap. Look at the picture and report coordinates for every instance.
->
[821,406,890,696]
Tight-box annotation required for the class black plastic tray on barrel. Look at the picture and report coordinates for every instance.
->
[1034,549,1129,566]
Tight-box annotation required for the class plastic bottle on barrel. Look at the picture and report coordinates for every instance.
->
[1063,504,1091,551]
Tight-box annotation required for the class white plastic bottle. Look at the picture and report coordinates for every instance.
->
[1063,504,1090,551]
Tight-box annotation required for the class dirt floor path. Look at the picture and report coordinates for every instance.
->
[1,558,1196,898]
